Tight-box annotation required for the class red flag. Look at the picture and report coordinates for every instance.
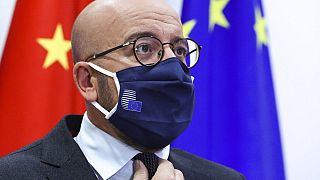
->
[0,0,92,156]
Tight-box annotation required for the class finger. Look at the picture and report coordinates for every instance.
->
[158,159,174,171]
[133,160,149,180]
[152,159,175,180]
[174,169,184,180]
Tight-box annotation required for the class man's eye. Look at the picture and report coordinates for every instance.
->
[174,47,187,57]
[135,44,152,54]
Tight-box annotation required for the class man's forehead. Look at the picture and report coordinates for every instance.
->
[114,0,182,41]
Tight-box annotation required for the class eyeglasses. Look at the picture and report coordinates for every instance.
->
[85,36,202,68]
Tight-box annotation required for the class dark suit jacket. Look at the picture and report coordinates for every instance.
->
[0,115,245,180]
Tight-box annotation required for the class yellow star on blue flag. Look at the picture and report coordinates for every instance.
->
[209,0,230,31]
[254,6,268,47]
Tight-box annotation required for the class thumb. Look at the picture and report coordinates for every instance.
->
[133,160,149,180]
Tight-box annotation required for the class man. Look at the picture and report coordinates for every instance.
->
[0,0,245,179]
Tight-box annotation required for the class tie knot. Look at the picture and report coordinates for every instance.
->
[133,153,159,179]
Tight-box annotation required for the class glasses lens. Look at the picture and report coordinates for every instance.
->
[134,37,163,66]
[173,39,200,68]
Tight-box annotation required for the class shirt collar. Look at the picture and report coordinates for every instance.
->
[74,112,170,179]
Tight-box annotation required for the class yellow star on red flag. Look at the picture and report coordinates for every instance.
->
[37,24,71,70]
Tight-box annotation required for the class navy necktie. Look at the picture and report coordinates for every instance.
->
[133,153,159,180]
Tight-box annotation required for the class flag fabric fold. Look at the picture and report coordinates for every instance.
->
[172,0,286,179]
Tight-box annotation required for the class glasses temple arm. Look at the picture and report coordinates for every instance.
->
[86,41,134,61]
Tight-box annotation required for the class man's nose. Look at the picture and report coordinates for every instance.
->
[162,44,176,60]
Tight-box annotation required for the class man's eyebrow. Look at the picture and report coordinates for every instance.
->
[124,32,185,44]
[124,32,157,42]
[171,36,185,43]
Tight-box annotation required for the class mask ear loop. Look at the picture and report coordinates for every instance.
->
[87,62,120,119]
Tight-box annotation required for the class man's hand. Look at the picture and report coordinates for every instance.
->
[133,159,184,180]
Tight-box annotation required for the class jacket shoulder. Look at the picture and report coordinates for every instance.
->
[170,148,245,180]
[0,140,45,178]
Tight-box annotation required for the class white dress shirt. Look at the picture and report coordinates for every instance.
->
[74,112,170,180]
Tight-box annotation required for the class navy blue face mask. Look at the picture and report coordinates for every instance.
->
[87,57,195,149]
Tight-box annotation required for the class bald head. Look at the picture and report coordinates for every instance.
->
[71,0,182,63]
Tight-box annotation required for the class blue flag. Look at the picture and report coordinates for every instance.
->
[172,0,286,179]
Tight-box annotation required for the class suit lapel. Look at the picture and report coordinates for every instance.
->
[40,115,97,179]
[38,116,200,179]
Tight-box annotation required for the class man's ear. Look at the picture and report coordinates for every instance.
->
[73,62,98,102]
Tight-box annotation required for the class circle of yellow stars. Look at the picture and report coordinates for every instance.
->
[37,23,71,70]
[183,0,268,48]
